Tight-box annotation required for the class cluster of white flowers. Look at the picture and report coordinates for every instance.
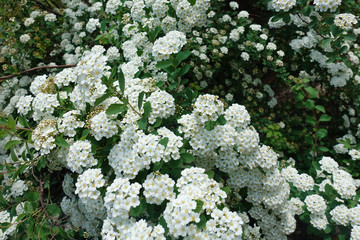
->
[104,177,141,219]
[0,211,17,239]
[32,119,57,155]
[66,140,97,173]
[335,13,358,30]
[19,34,30,43]
[152,31,187,61]
[86,18,100,33]
[108,125,177,179]
[143,172,175,204]
[163,167,243,239]
[313,0,342,12]
[310,50,353,87]
[58,110,84,137]
[10,180,28,198]
[89,111,119,140]
[146,90,175,124]
[75,168,105,200]
[271,0,297,12]
[44,13,57,22]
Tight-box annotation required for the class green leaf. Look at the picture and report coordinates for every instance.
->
[24,201,34,213]
[330,24,344,37]
[178,64,191,77]
[118,68,125,94]
[80,129,90,140]
[305,115,316,127]
[130,199,146,217]
[304,86,318,99]
[315,105,326,113]
[0,193,7,207]
[221,187,230,195]
[143,101,151,119]
[343,35,356,41]
[55,136,70,148]
[153,118,162,128]
[195,214,206,229]
[318,146,329,152]
[7,115,16,131]
[5,140,22,151]
[317,128,328,139]
[319,114,331,122]
[205,170,214,179]
[27,192,40,202]
[94,92,113,106]
[194,200,204,213]
[138,117,147,130]
[138,91,145,110]
[159,216,169,234]
[47,204,61,217]
[312,161,321,170]
[156,60,172,69]
[305,99,315,110]
[320,38,333,48]
[18,116,29,127]
[181,153,194,163]
[106,104,128,115]
[174,50,191,67]
[37,156,46,170]
[159,137,169,148]
[153,161,163,172]
[10,148,19,162]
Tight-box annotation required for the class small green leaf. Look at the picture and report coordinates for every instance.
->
[194,200,204,213]
[47,204,61,217]
[130,199,146,217]
[221,187,230,195]
[18,116,29,127]
[174,50,192,67]
[317,128,328,139]
[318,146,329,152]
[205,170,214,179]
[304,86,318,99]
[118,68,125,94]
[80,129,90,140]
[195,214,206,229]
[319,114,331,122]
[153,118,162,128]
[138,91,145,110]
[143,101,151,119]
[181,153,194,163]
[320,38,332,49]
[55,136,70,148]
[178,64,191,77]
[187,0,196,6]
[10,148,19,162]
[156,60,172,69]
[343,35,356,41]
[305,115,316,127]
[106,104,128,115]
[305,99,315,110]
[159,137,169,148]
[153,161,163,172]
[94,92,113,106]
[159,216,169,234]
[27,192,40,202]
[315,105,326,113]
[5,140,22,151]
[138,117,147,130]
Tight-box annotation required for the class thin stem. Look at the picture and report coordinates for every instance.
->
[0,64,77,81]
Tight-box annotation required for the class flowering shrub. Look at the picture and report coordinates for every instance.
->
[0,0,360,240]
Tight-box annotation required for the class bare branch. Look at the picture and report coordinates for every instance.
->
[0,64,77,81]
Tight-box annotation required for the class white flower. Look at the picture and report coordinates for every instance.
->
[20,34,30,43]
